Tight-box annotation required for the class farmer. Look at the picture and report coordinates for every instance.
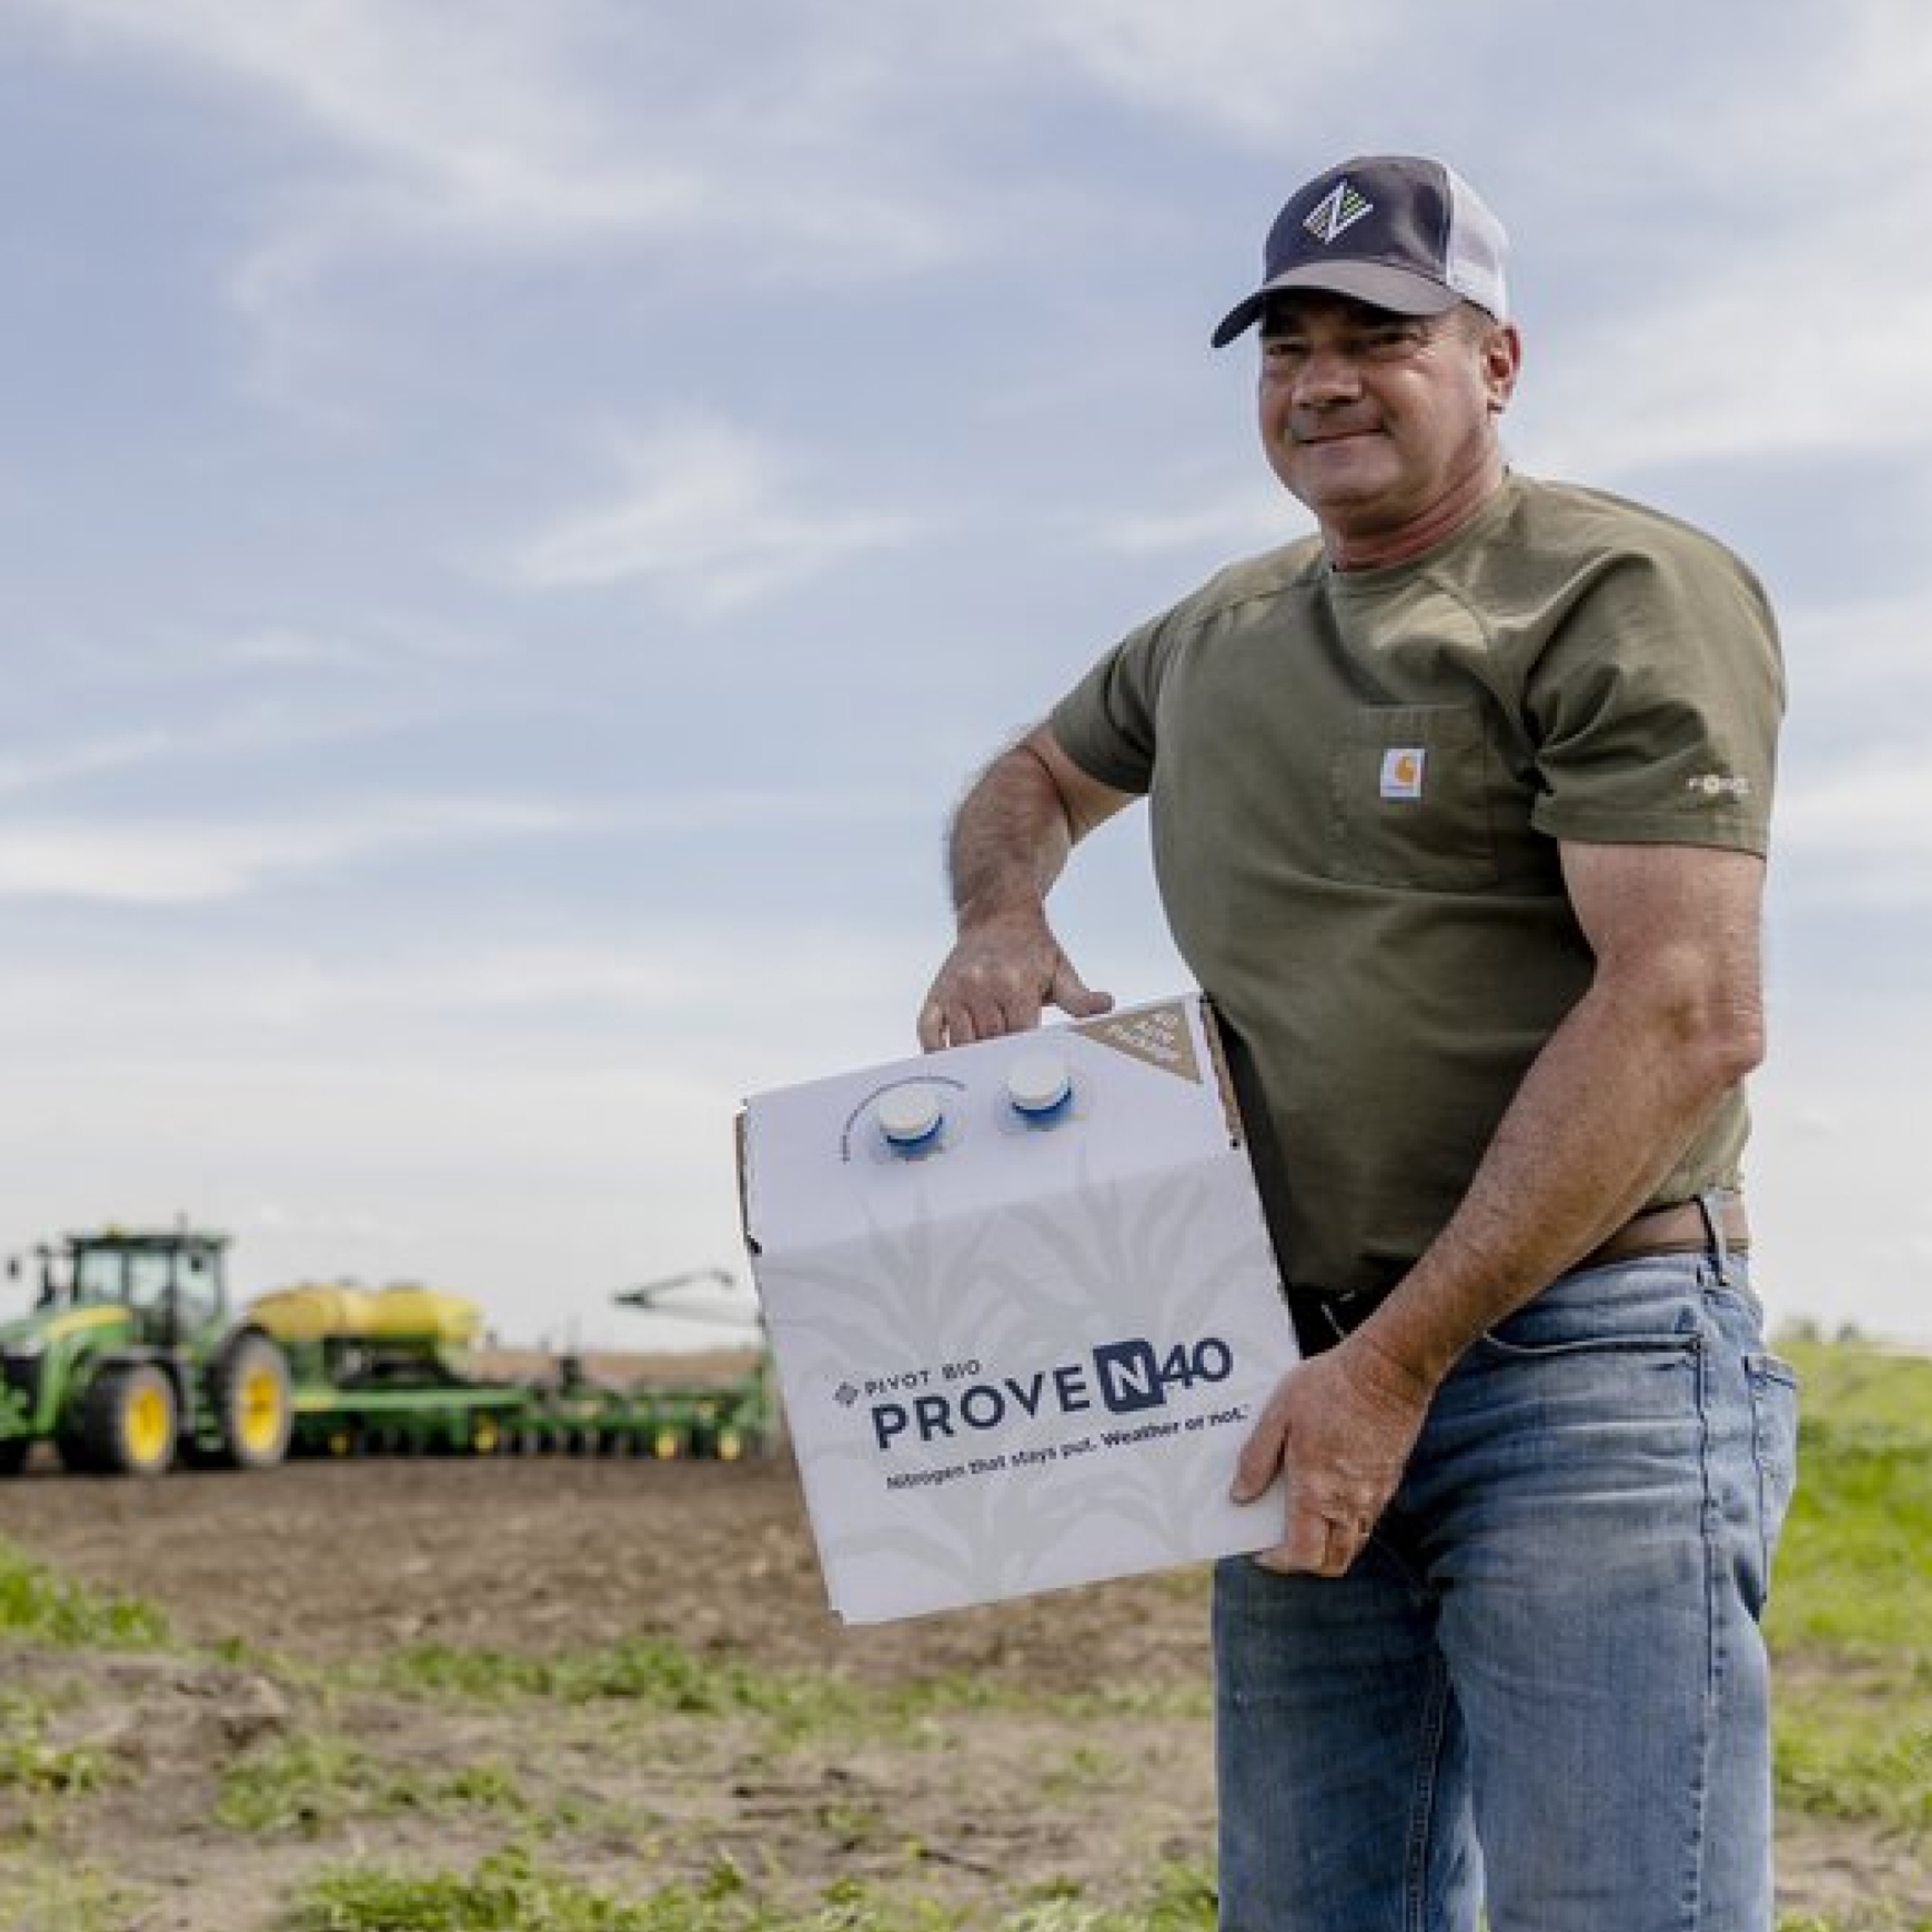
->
[916,154,1798,1930]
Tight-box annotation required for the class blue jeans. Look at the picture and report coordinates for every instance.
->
[1214,1249,1800,1931]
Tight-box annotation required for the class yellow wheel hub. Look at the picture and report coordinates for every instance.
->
[126,1383,173,1468]
[236,1367,286,1454]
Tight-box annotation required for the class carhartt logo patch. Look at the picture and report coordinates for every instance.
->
[1380,748,1426,801]
[1305,180,1375,245]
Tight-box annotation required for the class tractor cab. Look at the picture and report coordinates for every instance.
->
[1,1225,291,1478]
[41,1227,230,1346]
[60,1236,224,1344]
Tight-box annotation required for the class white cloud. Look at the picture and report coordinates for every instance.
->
[1751,984,1932,1346]
[214,622,497,672]
[507,415,919,615]
[21,0,963,291]
[1521,281,1932,484]
[1013,0,1424,145]
[0,732,177,796]
[1778,755,1932,870]
[1512,10,1932,485]
[0,916,930,1060]
[1089,481,1306,559]
[0,796,578,905]
[0,695,458,804]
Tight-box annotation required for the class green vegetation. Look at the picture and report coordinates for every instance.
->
[215,1730,532,1838]
[379,1633,865,1732]
[0,1694,103,1799]
[378,1633,1202,1738]
[1766,1335,1932,1855]
[283,1847,1219,1932]
[0,1536,168,1649]
[3,1337,1929,1930]
[0,1860,134,1932]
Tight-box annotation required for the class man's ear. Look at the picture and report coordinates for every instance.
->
[1484,321,1522,415]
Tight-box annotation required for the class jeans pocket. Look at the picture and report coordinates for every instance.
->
[1476,1326,1697,1363]
[1475,1259,1707,1362]
[1745,1351,1801,1584]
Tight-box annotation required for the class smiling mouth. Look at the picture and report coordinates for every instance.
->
[1294,423,1381,447]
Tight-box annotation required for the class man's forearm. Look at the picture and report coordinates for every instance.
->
[1360,970,1762,1396]
[947,740,1076,930]
[920,730,1122,1049]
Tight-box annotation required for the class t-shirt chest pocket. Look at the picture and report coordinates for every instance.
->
[1324,703,1500,890]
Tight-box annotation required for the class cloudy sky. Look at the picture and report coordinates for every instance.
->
[2,0,1926,1351]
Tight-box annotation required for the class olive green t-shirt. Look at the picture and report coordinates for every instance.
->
[1049,473,1784,1299]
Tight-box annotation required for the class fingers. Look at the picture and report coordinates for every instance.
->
[1048,959,1115,1023]
[917,920,1105,1053]
[1229,1399,1286,1505]
[1231,1352,1413,1578]
[1254,1506,1378,1578]
[918,973,1114,1053]
[917,982,1040,1052]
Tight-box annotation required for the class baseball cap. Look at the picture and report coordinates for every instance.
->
[1211,154,1509,348]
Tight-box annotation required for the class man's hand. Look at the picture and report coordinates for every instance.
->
[1230,1334,1434,1576]
[918,905,1112,1050]
[918,726,1133,1051]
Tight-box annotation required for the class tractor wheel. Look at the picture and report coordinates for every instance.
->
[80,1363,180,1477]
[211,1334,294,1471]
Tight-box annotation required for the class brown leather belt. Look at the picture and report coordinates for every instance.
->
[1571,1195,1749,1273]
[1294,1195,1749,1345]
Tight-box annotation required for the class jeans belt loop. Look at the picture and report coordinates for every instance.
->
[1696,1187,1734,1284]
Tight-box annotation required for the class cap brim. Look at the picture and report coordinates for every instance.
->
[1210,262,1462,348]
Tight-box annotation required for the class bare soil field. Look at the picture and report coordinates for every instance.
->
[0,1444,1922,1929]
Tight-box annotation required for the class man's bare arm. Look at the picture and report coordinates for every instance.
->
[1233,840,1768,1573]
[918,725,1135,1050]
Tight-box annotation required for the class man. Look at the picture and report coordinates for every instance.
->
[917,155,1798,1931]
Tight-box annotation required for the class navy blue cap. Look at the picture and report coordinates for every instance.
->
[1212,154,1509,348]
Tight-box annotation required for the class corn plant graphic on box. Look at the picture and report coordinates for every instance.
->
[737,994,1301,1624]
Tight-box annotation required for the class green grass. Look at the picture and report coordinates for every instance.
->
[282,1847,1219,1932]
[0,1536,168,1649]
[1767,1334,1932,1850]
[216,1730,533,1838]
[1768,1337,1932,1655]
[0,1694,104,1799]
[6,1341,1930,1929]
[377,1633,1203,1739]
[0,1859,134,1932]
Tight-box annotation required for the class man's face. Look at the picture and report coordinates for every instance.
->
[1256,294,1519,559]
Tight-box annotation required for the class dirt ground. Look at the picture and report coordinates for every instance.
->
[0,1444,1923,1930]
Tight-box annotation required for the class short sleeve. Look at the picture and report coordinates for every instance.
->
[1525,537,1784,856]
[1047,614,1170,796]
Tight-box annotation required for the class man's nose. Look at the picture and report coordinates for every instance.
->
[1293,345,1363,406]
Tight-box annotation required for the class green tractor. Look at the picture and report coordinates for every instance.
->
[0,1226,294,1477]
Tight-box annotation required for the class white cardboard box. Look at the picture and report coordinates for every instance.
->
[738,994,1301,1624]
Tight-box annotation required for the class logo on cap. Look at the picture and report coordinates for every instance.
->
[1304,180,1374,246]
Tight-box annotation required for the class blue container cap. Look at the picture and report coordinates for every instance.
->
[1005,1053,1073,1121]
[877,1083,945,1152]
